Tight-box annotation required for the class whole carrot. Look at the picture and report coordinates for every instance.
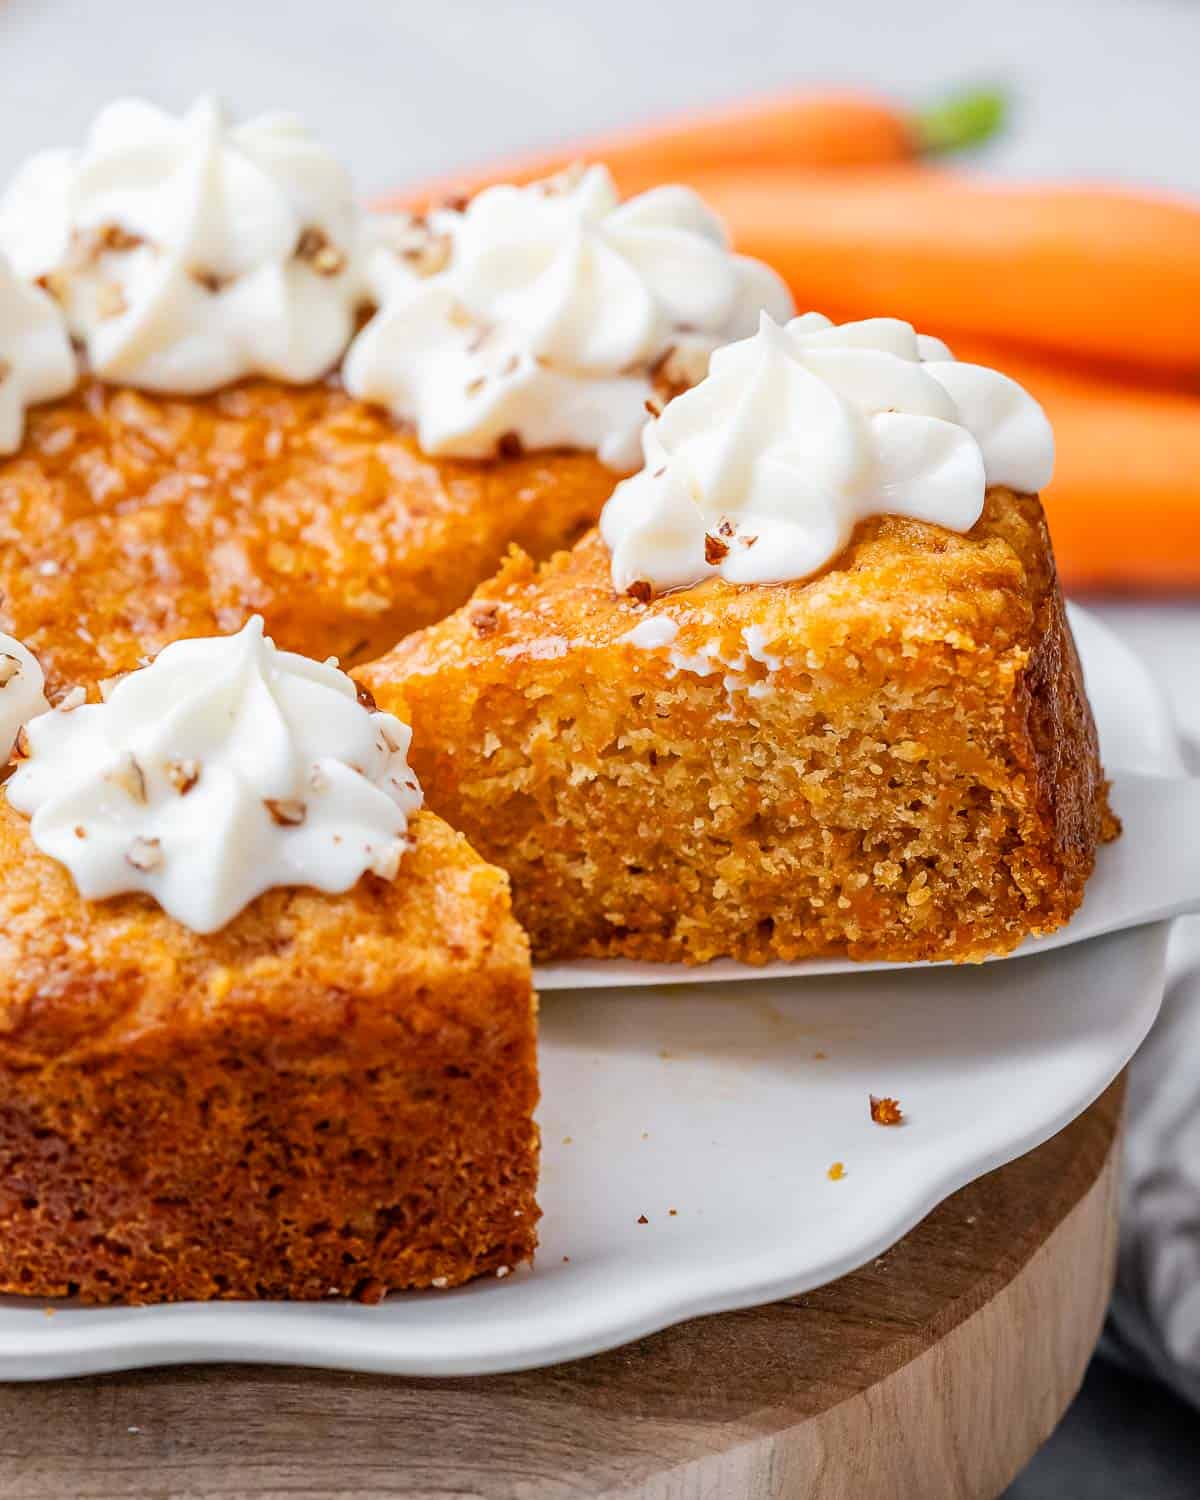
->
[689,168,1200,377]
[951,341,1200,590]
[382,88,1005,212]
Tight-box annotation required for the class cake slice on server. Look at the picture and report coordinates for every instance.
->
[361,313,1116,966]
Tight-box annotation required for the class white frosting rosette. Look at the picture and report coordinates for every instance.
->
[601,312,1056,595]
[345,165,794,468]
[0,96,365,393]
[7,618,423,933]
[0,251,76,454]
[0,633,49,762]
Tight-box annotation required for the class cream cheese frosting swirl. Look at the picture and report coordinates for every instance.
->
[0,252,77,454]
[6,618,423,933]
[0,96,364,394]
[601,312,1055,595]
[0,633,49,762]
[344,164,794,468]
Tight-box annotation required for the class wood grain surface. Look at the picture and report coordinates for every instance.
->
[0,1078,1124,1500]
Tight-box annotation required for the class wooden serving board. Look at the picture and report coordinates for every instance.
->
[0,1078,1124,1500]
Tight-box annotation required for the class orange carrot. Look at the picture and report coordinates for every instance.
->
[951,341,1200,591]
[688,167,1200,377]
[380,88,1005,212]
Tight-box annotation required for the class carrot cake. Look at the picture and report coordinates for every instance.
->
[362,313,1116,966]
[0,98,792,696]
[0,620,537,1303]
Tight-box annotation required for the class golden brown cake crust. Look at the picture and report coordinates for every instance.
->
[0,378,614,696]
[363,488,1116,966]
[0,806,539,1303]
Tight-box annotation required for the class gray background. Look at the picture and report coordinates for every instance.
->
[2,0,1200,196]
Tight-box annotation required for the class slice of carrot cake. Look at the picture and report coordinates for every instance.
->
[362,313,1116,966]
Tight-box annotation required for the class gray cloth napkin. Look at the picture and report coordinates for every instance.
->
[1106,731,1200,1408]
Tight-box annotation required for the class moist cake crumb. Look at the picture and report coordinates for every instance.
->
[0,807,539,1304]
[363,488,1116,966]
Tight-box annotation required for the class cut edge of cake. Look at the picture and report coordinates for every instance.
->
[361,488,1116,967]
[0,806,540,1304]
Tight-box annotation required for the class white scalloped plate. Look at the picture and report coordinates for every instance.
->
[1,606,1178,1379]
